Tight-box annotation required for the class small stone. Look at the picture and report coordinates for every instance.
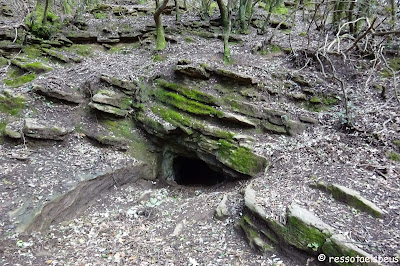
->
[4,123,22,139]
[215,194,230,220]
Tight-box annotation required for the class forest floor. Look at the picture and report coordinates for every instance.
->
[0,0,400,265]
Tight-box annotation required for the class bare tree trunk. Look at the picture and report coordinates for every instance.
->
[154,0,170,50]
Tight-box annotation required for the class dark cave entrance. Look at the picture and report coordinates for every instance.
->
[173,156,225,186]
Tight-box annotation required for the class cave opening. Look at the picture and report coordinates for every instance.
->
[173,156,225,186]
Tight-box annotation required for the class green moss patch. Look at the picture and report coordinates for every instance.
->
[155,88,222,117]
[386,151,400,161]
[381,58,400,78]
[63,44,94,57]
[0,92,27,116]
[152,105,235,140]
[157,79,217,105]
[4,68,37,88]
[23,45,44,59]
[304,94,339,112]
[0,56,8,66]
[11,60,52,74]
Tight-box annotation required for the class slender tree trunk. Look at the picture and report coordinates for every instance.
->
[42,0,50,24]
[348,0,356,34]
[175,0,180,22]
[154,0,169,50]
[223,0,232,63]
[216,0,229,28]
[390,0,396,30]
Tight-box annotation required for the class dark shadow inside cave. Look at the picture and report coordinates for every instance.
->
[173,156,225,186]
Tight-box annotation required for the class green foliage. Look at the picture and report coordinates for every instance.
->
[155,88,222,116]
[0,92,27,116]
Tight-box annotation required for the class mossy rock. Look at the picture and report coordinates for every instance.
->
[155,88,222,117]
[156,79,217,105]
[11,59,52,74]
[328,184,384,218]
[240,215,275,253]
[282,204,335,253]
[217,139,267,177]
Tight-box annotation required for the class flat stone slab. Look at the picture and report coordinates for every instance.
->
[33,84,84,104]
[23,118,73,141]
[218,111,258,128]
[92,90,132,110]
[329,183,384,218]
[88,102,129,117]
[214,68,257,85]
[174,65,210,79]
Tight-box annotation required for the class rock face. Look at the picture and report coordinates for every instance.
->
[23,118,73,140]
[242,185,378,264]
